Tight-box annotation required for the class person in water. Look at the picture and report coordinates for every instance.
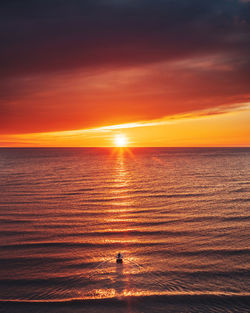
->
[116,252,123,263]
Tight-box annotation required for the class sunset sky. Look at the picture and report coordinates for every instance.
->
[1,0,250,147]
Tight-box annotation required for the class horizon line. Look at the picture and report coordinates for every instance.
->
[1,146,250,149]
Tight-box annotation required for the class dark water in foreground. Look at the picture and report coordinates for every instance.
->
[0,147,250,313]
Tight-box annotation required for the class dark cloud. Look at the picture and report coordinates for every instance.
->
[1,0,249,76]
[0,0,250,133]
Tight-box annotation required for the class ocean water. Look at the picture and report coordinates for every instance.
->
[0,147,249,313]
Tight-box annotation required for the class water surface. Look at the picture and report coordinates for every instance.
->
[0,147,250,312]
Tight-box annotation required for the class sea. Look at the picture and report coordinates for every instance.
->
[0,147,249,313]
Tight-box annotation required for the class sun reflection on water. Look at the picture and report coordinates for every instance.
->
[106,148,138,298]
[86,147,146,301]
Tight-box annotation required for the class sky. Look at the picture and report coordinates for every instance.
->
[0,0,250,147]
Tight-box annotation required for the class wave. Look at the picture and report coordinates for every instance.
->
[230,198,250,203]
[35,229,196,238]
[0,219,32,224]
[0,276,95,288]
[232,187,250,193]
[181,248,250,257]
[0,228,194,239]
[0,293,249,304]
[0,241,166,251]
[221,215,250,222]
[148,192,210,198]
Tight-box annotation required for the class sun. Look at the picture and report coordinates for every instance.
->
[114,134,128,147]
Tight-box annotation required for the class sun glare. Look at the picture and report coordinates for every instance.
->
[114,134,128,147]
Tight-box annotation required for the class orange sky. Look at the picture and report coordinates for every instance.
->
[1,106,250,147]
[0,0,250,147]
